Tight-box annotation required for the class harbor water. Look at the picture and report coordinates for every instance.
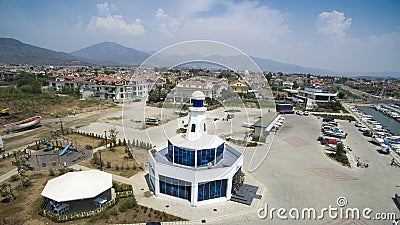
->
[359,107,400,136]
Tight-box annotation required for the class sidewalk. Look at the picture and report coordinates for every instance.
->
[0,168,17,183]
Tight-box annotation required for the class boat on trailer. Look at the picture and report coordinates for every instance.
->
[4,116,41,132]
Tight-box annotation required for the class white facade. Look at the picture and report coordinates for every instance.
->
[148,91,243,207]
[173,79,213,104]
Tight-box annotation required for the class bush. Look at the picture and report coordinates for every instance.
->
[10,174,20,181]
[118,197,137,213]
[327,143,351,167]
[58,168,66,176]
[48,169,55,176]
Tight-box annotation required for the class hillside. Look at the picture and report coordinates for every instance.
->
[0,38,86,65]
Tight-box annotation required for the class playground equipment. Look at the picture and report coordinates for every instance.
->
[42,140,53,152]
[59,144,71,156]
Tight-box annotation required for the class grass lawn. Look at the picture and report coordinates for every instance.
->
[80,146,141,178]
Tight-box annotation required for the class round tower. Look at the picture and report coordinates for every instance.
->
[186,91,207,141]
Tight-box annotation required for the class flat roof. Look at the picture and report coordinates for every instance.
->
[253,112,278,127]
[169,133,225,150]
[41,170,112,202]
[283,89,299,94]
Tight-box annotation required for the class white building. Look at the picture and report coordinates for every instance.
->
[148,91,243,207]
[48,75,151,100]
[173,79,213,103]
[297,88,338,103]
[41,170,112,214]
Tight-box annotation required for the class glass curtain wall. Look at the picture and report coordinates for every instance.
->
[174,146,195,166]
[198,179,227,201]
[197,148,215,166]
[216,144,224,163]
[159,175,192,201]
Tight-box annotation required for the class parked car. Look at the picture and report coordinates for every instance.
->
[363,130,373,137]
[359,126,369,132]
[296,111,304,116]
[304,111,309,116]
[354,122,362,127]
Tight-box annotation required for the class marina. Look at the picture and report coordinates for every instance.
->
[359,106,400,136]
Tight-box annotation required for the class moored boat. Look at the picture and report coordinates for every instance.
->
[4,116,41,132]
[0,108,10,116]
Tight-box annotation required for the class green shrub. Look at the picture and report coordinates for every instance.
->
[10,174,20,181]
[48,169,55,176]
[118,197,137,213]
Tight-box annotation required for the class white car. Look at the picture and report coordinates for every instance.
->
[296,111,304,116]
[354,122,362,127]
[304,111,309,116]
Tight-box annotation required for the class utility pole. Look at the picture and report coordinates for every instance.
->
[59,119,64,135]
[99,150,102,171]
[104,131,107,149]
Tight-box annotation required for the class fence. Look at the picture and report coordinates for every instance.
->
[38,190,133,223]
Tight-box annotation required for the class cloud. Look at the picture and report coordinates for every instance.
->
[88,15,145,35]
[97,2,111,16]
[316,10,352,42]
[181,1,290,45]
[155,8,167,19]
[155,8,182,38]
[88,2,144,36]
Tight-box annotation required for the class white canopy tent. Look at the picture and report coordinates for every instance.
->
[41,170,112,202]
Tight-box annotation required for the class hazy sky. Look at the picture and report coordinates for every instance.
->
[0,0,399,72]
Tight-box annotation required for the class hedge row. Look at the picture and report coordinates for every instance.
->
[38,190,133,223]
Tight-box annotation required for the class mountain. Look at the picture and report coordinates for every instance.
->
[1,38,398,77]
[250,56,337,75]
[0,38,87,65]
[70,42,150,66]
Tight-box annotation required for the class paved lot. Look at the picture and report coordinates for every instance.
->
[77,106,400,224]
[214,115,400,225]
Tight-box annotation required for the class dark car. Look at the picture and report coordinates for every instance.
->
[363,129,373,137]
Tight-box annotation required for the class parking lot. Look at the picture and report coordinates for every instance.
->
[78,103,399,224]
[223,114,399,225]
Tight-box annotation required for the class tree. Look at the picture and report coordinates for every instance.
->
[0,183,14,202]
[232,171,245,194]
[108,127,118,150]
[15,154,29,187]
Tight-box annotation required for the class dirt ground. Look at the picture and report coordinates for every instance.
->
[0,104,120,156]
[0,171,184,225]
[0,152,18,175]
[79,146,142,178]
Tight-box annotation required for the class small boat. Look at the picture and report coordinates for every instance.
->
[371,135,385,145]
[0,108,10,116]
[4,116,41,132]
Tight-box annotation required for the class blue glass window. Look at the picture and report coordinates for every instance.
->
[159,175,191,201]
[198,179,227,201]
[216,144,224,163]
[167,141,173,161]
[174,146,195,166]
[197,148,215,166]
[192,99,203,107]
